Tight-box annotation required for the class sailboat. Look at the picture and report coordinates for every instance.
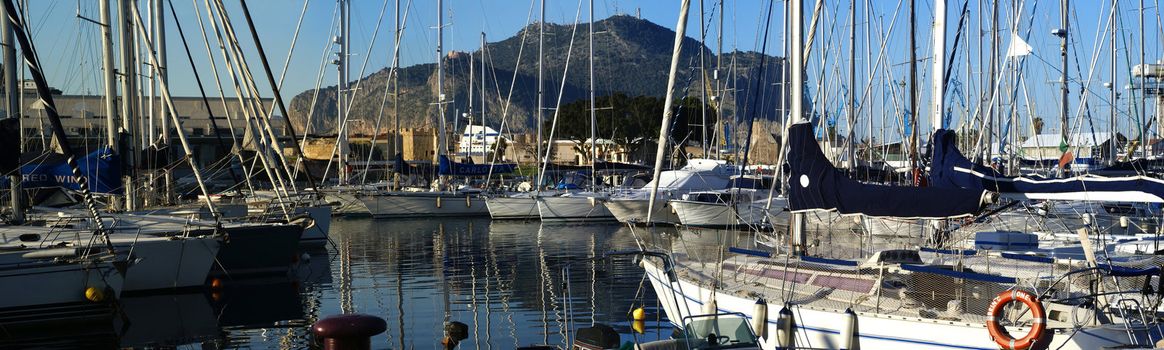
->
[486,0,550,221]
[641,123,1154,350]
[670,176,785,229]
[606,158,736,225]
[535,0,618,223]
[358,0,493,219]
[0,0,129,322]
[638,1,1161,347]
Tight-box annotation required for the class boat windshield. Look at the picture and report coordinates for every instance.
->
[682,314,760,349]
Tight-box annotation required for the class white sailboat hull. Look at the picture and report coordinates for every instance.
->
[322,191,371,216]
[298,205,332,247]
[605,199,679,225]
[359,192,489,218]
[642,259,1148,350]
[0,254,125,322]
[486,196,539,220]
[672,200,738,228]
[673,198,783,229]
[537,195,615,222]
[120,237,220,291]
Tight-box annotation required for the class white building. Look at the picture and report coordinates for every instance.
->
[456,125,504,158]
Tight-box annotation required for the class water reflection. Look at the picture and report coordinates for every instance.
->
[2,219,675,349]
[119,293,218,347]
[320,218,671,349]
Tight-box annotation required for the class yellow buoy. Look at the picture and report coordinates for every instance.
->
[84,287,105,302]
[632,307,646,321]
[632,320,646,334]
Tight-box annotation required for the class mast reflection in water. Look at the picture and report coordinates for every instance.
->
[308,218,672,349]
[10,218,673,349]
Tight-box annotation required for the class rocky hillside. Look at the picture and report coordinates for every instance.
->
[287,15,785,135]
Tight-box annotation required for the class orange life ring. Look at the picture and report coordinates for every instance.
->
[986,289,1046,350]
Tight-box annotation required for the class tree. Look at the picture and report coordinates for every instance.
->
[544,93,717,149]
[1032,117,1045,135]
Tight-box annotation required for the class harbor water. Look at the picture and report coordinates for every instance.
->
[5,219,676,349]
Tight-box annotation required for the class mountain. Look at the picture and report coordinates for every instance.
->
[286,15,785,136]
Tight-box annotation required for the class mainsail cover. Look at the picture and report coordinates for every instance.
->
[438,155,516,176]
[930,129,1164,203]
[786,123,990,218]
[0,147,122,194]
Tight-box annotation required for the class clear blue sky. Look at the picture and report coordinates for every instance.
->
[19,0,1164,140]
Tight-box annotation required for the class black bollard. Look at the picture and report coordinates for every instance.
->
[312,313,388,350]
[442,321,469,349]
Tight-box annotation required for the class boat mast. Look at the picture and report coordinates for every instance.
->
[536,0,544,191]
[846,0,856,170]
[698,0,708,158]
[436,0,446,169]
[235,0,323,195]
[789,0,806,256]
[589,0,596,190]
[984,0,997,162]
[468,45,474,162]
[1138,0,1146,153]
[645,0,691,224]
[1,4,19,223]
[481,32,487,162]
[337,0,350,184]
[118,0,137,211]
[908,0,918,183]
[714,0,723,160]
[1110,0,1118,165]
[932,0,946,135]
[1112,0,1120,165]
[393,0,400,189]
[154,0,171,204]
[128,4,219,215]
[1057,0,1070,166]
[99,0,118,184]
[467,50,472,161]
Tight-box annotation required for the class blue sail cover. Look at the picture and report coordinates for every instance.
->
[930,129,1164,203]
[438,155,516,176]
[786,122,990,218]
[0,147,122,194]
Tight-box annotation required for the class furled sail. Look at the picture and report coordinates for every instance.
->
[929,129,1164,203]
[786,123,992,218]
[437,155,516,176]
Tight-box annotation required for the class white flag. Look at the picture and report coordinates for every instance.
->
[1005,33,1033,57]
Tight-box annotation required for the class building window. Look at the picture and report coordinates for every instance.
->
[192,128,205,136]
